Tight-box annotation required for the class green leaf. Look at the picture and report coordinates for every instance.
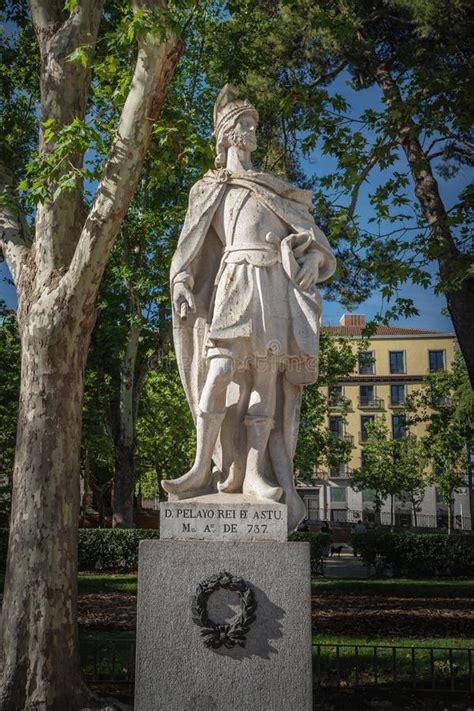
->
[67,47,90,69]
[64,0,79,12]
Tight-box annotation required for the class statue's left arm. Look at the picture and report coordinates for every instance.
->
[283,220,337,291]
[295,242,326,291]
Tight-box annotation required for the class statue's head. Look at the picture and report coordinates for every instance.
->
[213,84,259,168]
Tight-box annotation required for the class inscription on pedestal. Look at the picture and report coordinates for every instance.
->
[160,494,287,541]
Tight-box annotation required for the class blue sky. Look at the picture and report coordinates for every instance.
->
[1,74,470,335]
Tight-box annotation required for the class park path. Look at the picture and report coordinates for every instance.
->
[323,548,369,579]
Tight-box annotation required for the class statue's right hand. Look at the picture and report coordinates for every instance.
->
[173,282,196,318]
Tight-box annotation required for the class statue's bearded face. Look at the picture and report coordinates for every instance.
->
[228,115,258,152]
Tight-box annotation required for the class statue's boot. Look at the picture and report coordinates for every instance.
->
[162,412,225,495]
[218,462,244,494]
[242,416,283,502]
[268,433,306,533]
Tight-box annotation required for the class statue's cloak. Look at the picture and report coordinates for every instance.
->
[170,169,336,491]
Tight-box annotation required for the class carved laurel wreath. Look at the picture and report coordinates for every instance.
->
[191,571,257,649]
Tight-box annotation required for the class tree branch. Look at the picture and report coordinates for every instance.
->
[0,162,32,288]
[63,2,183,308]
[309,61,347,88]
[427,144,473,163]
[29,0,65,45]
[32,0,104,287]
[347,140,395,217]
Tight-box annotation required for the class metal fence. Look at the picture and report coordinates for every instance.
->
[80,635,136,684]
[303,504,472,531]
[313,643,473,693]
[80,636,473,695]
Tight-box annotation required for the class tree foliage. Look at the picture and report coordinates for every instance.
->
[405,356,473,530]
[350,416,398,514]
[199,0,474,379]
[294,333,358,477]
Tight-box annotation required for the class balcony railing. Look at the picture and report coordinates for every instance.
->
[392,429,407,440]
[328,464,351,478]
[431,396,452,408]
[359,432,370,444]
[328,396,352,411]
[330,432,354,444]
[389,397,406,408]
[358,397,384,409]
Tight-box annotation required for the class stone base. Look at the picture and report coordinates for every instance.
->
[160,493,287,542]
[135,540,312,711]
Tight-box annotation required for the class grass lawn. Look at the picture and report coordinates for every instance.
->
[313,634,473,648]
[1,572,472,597]
[0,572,138,595]
[77,573,474,597]
[78,573,138,594]
[312,577,474,598]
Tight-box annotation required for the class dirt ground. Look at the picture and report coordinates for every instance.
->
[312,591,474,638]
[78,591,137,630]
[77,586,474,639]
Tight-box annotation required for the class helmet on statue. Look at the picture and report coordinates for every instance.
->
[213,84,259,168]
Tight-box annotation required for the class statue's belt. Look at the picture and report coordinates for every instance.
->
[214,232,316,287]
[222,242,282,267]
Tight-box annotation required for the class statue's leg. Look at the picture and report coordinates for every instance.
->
[218,372,251,494]
[242,365,283,502]
[269,375,306,532]
[161,357,234,495]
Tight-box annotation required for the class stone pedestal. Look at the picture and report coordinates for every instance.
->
[135,540,312,711]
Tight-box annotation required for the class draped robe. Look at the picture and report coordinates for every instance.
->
[170,168,336,493]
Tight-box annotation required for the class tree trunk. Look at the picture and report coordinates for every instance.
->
[412,500,418,528]
[390,494,394,531]
[374,64,474,386]
[112,442,136,528]
[80,456,90,526]
[111,308,141,528]
[0,3,182,705]
[0,331,88,710]
[469,467,474,532]
[374,504,381,527]
[91,483,106,529]
[448,500,454,535]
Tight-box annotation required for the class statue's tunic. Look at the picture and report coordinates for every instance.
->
[208,185,313,369]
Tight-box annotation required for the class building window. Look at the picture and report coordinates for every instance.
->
[389,351,405,374]
[305,495,320,521]
[390,384,406,406]
[358,351,375,375]
[329,416,343,438]
[430,387,449,408]
[429,350,445,371]
[328,384,345,407]
[330,486,347,503]
[359,384,375,407]
[392,414,407,439]
[362,488,375,503]
[329,463,348,477]
[329,384,343,399]
[360,415,375,442]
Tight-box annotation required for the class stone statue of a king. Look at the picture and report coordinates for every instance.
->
[162,85,336,532]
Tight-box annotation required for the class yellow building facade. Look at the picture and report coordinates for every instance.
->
[299,314,471,529]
